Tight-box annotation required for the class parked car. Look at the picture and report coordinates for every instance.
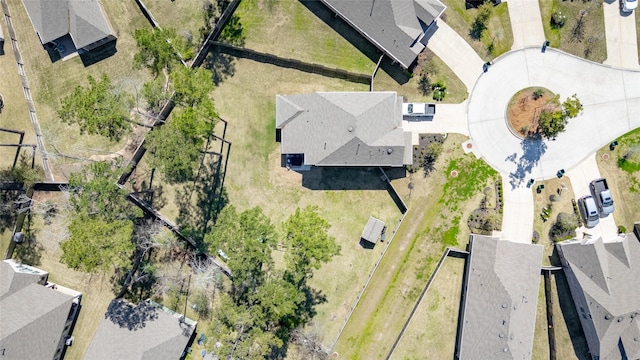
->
[402,102,436,117]
[622,0,637,12]
[579,195,600,228]
[590,178,614,215]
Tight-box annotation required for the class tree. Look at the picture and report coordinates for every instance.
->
[418,74,432,96]
[58,74,133,141]
[133,27,190,76]
[562,94,583,118]
[283,206,340,282]
[141,76,170,114]
[170,66,216,108]
[68,161,142,221]
[205,206,275,303]
[60,215,134,272]
[538,109,567,139]
[470,1,493,40]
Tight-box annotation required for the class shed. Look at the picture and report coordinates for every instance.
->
[361,217,386,245]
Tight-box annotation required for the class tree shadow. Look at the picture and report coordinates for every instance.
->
[0,189,21,233]
[175,153,229,249]
[552,270,591,360]
[104,298,159,331]
[203,49,237,86]
[12,214,43,266]
[508,136,547,189]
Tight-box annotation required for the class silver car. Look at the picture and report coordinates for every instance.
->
[580,195,600,228]
[622,0,637,12]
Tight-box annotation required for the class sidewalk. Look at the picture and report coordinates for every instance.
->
[500,175,534,243]
[602,0,640,69]
[506,0,546,49]
[425,20,484,92]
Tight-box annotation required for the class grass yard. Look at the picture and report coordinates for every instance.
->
[5,0,152,179]
[143,0,207,49]
[530,177,577,265]
[595,127,640,232]
[539,0,607,63]
[532,275,551,360]
[439,0,514,61]
[236,0,377,74]
[388,256,465,360]
[374,49,468,104]
[335,134,499,359]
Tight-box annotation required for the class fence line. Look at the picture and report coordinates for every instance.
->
[1,0,53,181]
[211,41,371,85]
[370,54,384,91]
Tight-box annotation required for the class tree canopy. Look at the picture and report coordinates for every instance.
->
[283,206,341,282]
[58,74,133,141]
[133,27,191,76]
[170,66,216,108]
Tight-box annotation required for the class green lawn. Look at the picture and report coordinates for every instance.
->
[389,257,465,360]
[335,135,499,359]
[439,0,514,61]
[6,0,151,179]
[532,275,551,360]
[143,0,206,49]
[539,0,607,63]
[236,0,376,74]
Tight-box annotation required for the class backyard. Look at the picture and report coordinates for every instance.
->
[439,0,514,61]
[539,0,607,63]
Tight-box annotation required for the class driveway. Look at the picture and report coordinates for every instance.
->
[402,102,469,138]
[425,20,485,92]
[603,0,640,69]
[565,154,619,241]
[507,0,546,49]
[500,177,535,243]
[467,48,640,186]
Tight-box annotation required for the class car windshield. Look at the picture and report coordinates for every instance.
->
[408,104,413,112]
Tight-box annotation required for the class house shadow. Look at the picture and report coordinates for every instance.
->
[80,39,118,67]
[552,265,592,360]
[300,166,406,190]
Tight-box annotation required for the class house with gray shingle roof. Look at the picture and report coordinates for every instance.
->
[276,91,412,167]
[556,234,640,360]
[0,259,82,360]
[456,234,543,360]
[22,0,116,53]
[320,0,446,69]
[84,299,197,360]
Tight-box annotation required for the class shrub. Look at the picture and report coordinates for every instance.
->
[418,74,432,96]
[551,10,567,28]
[618,225,627,234]
[550,212,578,241]
[562,94,583,118]
[432,81,447,101]
[532,88,545,100]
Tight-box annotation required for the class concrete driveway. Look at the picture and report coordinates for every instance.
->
[500,177,535,243]
[507,0,546,49]
[467,47,640,186]
[603,0,640,69]
[402,102,469,138]
[565,154,619,241]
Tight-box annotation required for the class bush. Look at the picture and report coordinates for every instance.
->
[418,74,432,96]
[550,212,578,241]
[532,88,545,100]
[618,225,627,234]
[551,10,567,28]
[432,81,447,101]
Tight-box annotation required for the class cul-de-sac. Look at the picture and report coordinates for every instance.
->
[0,0,639,359]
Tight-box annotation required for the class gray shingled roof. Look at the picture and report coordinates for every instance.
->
[556,235,640,360]
[0,260,76,360]
[276,92,412,167]
[320,0,446,69]
[458,235,543,360]
[361,216,385,244]
[84,299,197,360]
[22,0,115,49]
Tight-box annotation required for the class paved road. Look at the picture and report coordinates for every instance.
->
[425,20,484,92]
[565,154,619,241]
[603,0,640,69]
[507,0,546,50]
[468,47,640,186]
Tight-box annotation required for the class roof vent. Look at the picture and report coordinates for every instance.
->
[387,148,393,154]
[348,126,354,132]
[499,333,505,338]
[617,317,623,322]
[503,348,508,353]
[605,314,613,320]
[634,337,639,342]
[502,303,508,309]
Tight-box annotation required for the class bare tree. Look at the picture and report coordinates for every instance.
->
[290,324,331,360]
[190,254,223,291]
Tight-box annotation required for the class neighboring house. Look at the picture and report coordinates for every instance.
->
[456,234,543,360]
[275,91,412,167]
[556,234,640,360]
[22,0,116,53]
[0,259,82,360]
[320,0,446,69]
[84,299,197,360]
